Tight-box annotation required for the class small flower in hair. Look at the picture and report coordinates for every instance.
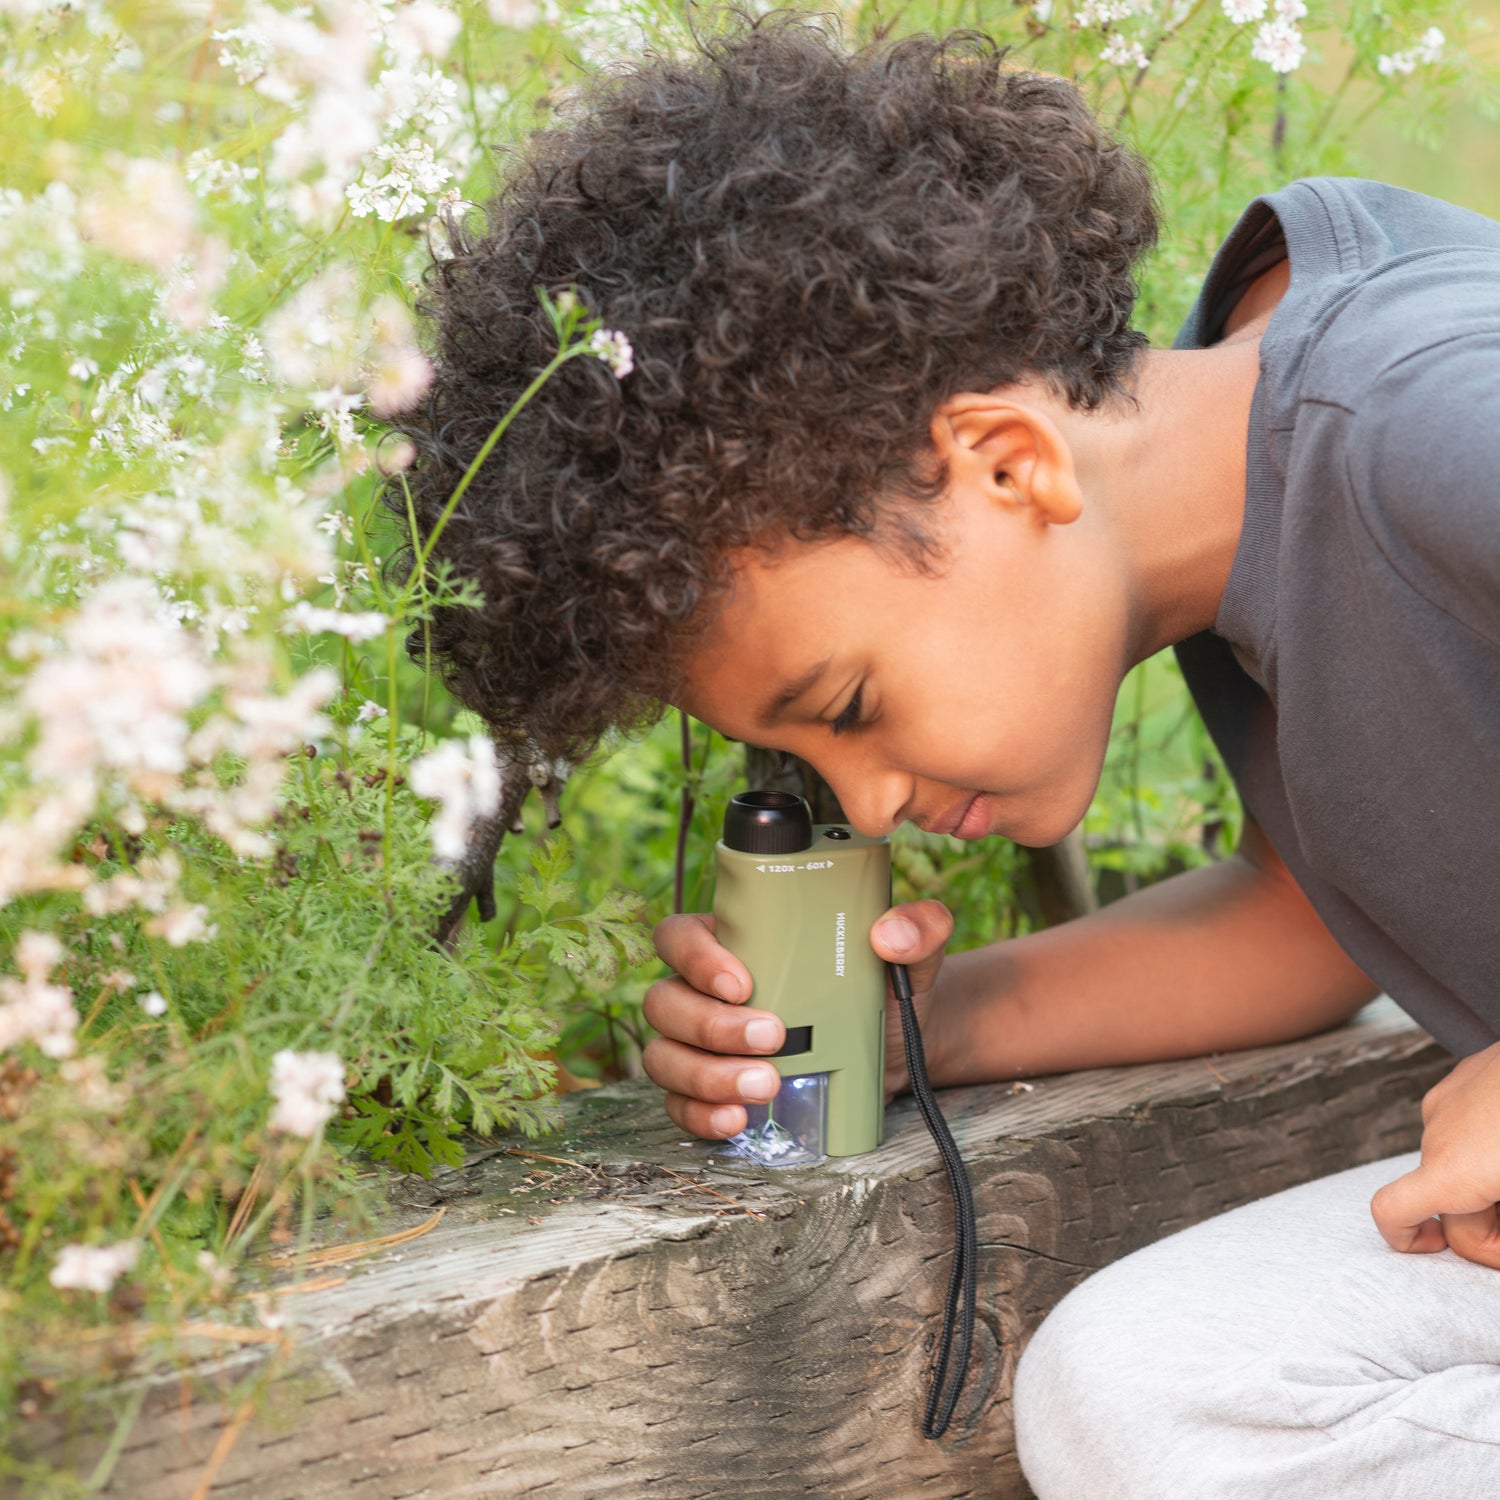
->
[588,328,634,380]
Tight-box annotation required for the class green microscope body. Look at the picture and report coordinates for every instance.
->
[712,790,890,1163]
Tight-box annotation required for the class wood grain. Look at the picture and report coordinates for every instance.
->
[21,1001,1447,1500]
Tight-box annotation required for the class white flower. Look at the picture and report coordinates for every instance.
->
[147,904,216,947]
[1079,0,1143,24]
[1221,0,1267,22]
[345,139,452,223]
[367,344,434,416]
[587,328,634,379]
[318,510,355,542]
[409,735,502,860]
[159,233,230,332]
[24,69,65,119]
[78,158,198,274]
[1251,16,1306,71]
[225,667,338,760]
[376,60,459,133]
[84,852,182,916]
[389,1,461,59]
[262,266,361,389]
[1382,26,1444,74]
[309,385,365,449]
[213,23,273,85]
[356,699,388,723]
[0,784,98,908]
[268,1048,345,1136]
[139,990,169,1017]
[50,1240,141,1294]
[1101,34,1150,67]
[1271,0,1305,18]
[487,0,540,25]
[0,929,79,1058]
[59,1055,125,1110]
[22,580,213,789]
[283,602,389,641]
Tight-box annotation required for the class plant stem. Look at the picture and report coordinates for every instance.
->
[673,711,695,915]
[409,349,572,585]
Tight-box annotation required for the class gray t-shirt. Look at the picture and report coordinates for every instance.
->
[1173,177,1500,1057]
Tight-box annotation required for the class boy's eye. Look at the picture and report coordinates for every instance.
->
[830,686,864,737]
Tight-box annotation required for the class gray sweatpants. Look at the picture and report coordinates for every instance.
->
[1013,1152,1500,1497]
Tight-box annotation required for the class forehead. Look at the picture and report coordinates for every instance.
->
[699,535,894,647]
[677,529,948,706]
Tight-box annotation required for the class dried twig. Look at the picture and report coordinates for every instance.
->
[264,1206,446,1270]
[655,1164,764,1221]
[187,1335,292,1500]
[505,1148,584,1169]
[225,1157,266,1244]
[259,1274,348,1297]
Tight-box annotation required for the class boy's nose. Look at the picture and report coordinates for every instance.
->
[820,767,910,839]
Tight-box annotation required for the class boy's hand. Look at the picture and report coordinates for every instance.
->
[1370,1038,1500,1268]
[643,899,953,1139]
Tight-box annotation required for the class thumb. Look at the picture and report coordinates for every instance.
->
[1370,1163,1449,1254]
[870,900,953,990]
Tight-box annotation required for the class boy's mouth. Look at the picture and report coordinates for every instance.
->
[951,793,992,840]
[920,792,989,839]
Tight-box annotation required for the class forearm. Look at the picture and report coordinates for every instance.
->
[929,837,1378,1087]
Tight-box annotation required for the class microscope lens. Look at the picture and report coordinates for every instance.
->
[728,1072,828,1167]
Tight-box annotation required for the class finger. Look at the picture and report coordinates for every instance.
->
[1371,1167,1453,1253]
[1441,1205,1500,1270]
[870,899,953,997]
[652,911,754,1004]
[641,1036,782,1107]
[643,977,785,1055]
[663,1092,747,1141]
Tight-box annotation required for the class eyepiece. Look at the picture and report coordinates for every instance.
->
[722,789,814,855]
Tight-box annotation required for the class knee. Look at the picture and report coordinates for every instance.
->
[1013,1273,1149,1499]
[1013,1251,1278,1500]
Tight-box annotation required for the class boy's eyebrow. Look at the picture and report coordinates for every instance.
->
[756,655,833,730]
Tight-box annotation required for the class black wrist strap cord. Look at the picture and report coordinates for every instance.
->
[889,961,978,1439]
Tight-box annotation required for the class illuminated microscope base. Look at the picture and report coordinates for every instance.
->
[721,1072,828,1167]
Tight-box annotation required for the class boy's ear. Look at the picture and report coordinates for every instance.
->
[930,391,1084,525]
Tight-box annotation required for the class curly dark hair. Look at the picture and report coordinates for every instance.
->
[390,13,1158,763]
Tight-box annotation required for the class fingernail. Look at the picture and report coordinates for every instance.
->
[713,972,744,1001]
[744,1018,781,1052]
[709,1106,742,1135]
[738,1067,780,1102]
[876,916,917,954]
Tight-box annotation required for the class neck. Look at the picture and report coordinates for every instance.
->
[1077,338,1265,664]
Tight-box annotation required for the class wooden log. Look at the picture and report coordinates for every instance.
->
[30,1001,1446,1500]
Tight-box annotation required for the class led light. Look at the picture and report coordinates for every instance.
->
[725,1072,828,1167]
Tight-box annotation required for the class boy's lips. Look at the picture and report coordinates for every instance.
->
[952,793,991,839]
[923,792,990,838]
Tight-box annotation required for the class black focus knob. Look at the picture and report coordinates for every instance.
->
[722,790,814,855]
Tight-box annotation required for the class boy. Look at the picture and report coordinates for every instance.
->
[401,15,1500,1494]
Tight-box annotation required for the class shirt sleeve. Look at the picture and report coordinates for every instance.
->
[1346,329,1500,651]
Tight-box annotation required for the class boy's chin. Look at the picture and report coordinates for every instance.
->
[988,789,1095,848]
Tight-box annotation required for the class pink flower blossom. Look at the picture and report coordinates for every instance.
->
[50,1240,141,1293]
[269,1049,346,1136]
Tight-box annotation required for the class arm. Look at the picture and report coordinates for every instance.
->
[923,819,1379,1086]
[647,821,1378,1138]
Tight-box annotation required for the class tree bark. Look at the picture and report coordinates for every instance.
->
[1017,829,1098,927]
